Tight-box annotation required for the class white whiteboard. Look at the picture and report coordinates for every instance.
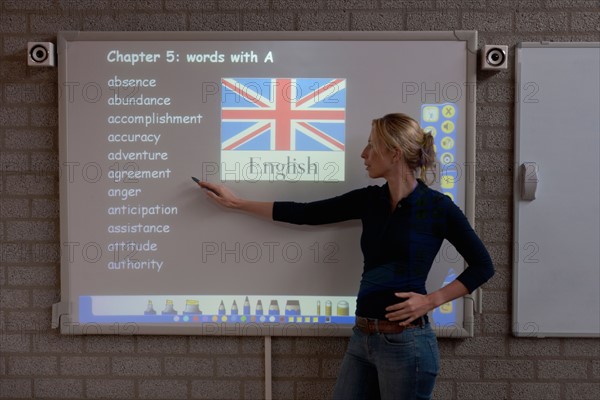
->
[514,42,600,337]
[54,31,479,337]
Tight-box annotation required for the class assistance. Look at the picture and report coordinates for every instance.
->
[108,223,171,233]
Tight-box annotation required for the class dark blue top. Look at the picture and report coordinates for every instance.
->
[272,179,495,319]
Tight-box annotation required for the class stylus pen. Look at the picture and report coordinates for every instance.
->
[191,176,219,195]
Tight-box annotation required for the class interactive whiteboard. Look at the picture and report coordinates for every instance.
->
[54,31,478,336]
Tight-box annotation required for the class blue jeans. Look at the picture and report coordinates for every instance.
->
[332,322,440,400]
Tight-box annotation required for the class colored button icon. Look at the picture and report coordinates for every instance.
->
[440,301,453,314]
[424,126,437,137]
[440,152,454,164]
[441,137,455,150]
[441,120,455,134]
[422,106,439,122]
[442,104,456,118]
[441,175,455,189]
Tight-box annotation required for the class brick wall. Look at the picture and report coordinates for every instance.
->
[1,0,598,399]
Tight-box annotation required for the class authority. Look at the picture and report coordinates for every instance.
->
[108,258,163,272]
[107,204,178,218]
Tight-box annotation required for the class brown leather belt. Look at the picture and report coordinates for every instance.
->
[355,316,424,334]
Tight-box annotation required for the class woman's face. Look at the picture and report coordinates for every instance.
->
[361,129,395,179]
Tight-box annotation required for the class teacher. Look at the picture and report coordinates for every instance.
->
[199,113,495,400]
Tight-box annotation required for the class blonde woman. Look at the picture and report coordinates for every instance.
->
[199,113,494,400]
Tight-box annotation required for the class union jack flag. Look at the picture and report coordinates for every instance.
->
[221,78,346,151]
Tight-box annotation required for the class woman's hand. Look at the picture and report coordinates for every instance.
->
[197,181,274,219]
[385,280,470,326]
[198,181,241,209]
[384,292,434,327]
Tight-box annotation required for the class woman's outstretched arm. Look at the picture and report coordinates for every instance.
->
[198,181,273,219]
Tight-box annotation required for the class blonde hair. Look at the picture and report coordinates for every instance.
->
[371,113,437,183]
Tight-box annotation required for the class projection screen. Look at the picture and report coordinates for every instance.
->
[54,31,478,337]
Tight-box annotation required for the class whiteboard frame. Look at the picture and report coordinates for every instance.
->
[53,30,479,337]
[513,41,600,338]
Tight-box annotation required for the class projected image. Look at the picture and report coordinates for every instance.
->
[220,78,346,182]
[59,34,475,336]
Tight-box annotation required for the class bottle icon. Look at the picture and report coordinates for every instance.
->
[433,268,457,326]
[231,300,238,315]
[161,299,177,315]
[256,300,264,315]
[325,300,332,316]
[268,300,280,316]
[144,300,156,315]
[285,300,301,316]
[183,300,202,315]
[337,300,349,316]
[218,300,226,315]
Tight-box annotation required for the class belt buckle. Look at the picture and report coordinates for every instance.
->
[355,317,372,334]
